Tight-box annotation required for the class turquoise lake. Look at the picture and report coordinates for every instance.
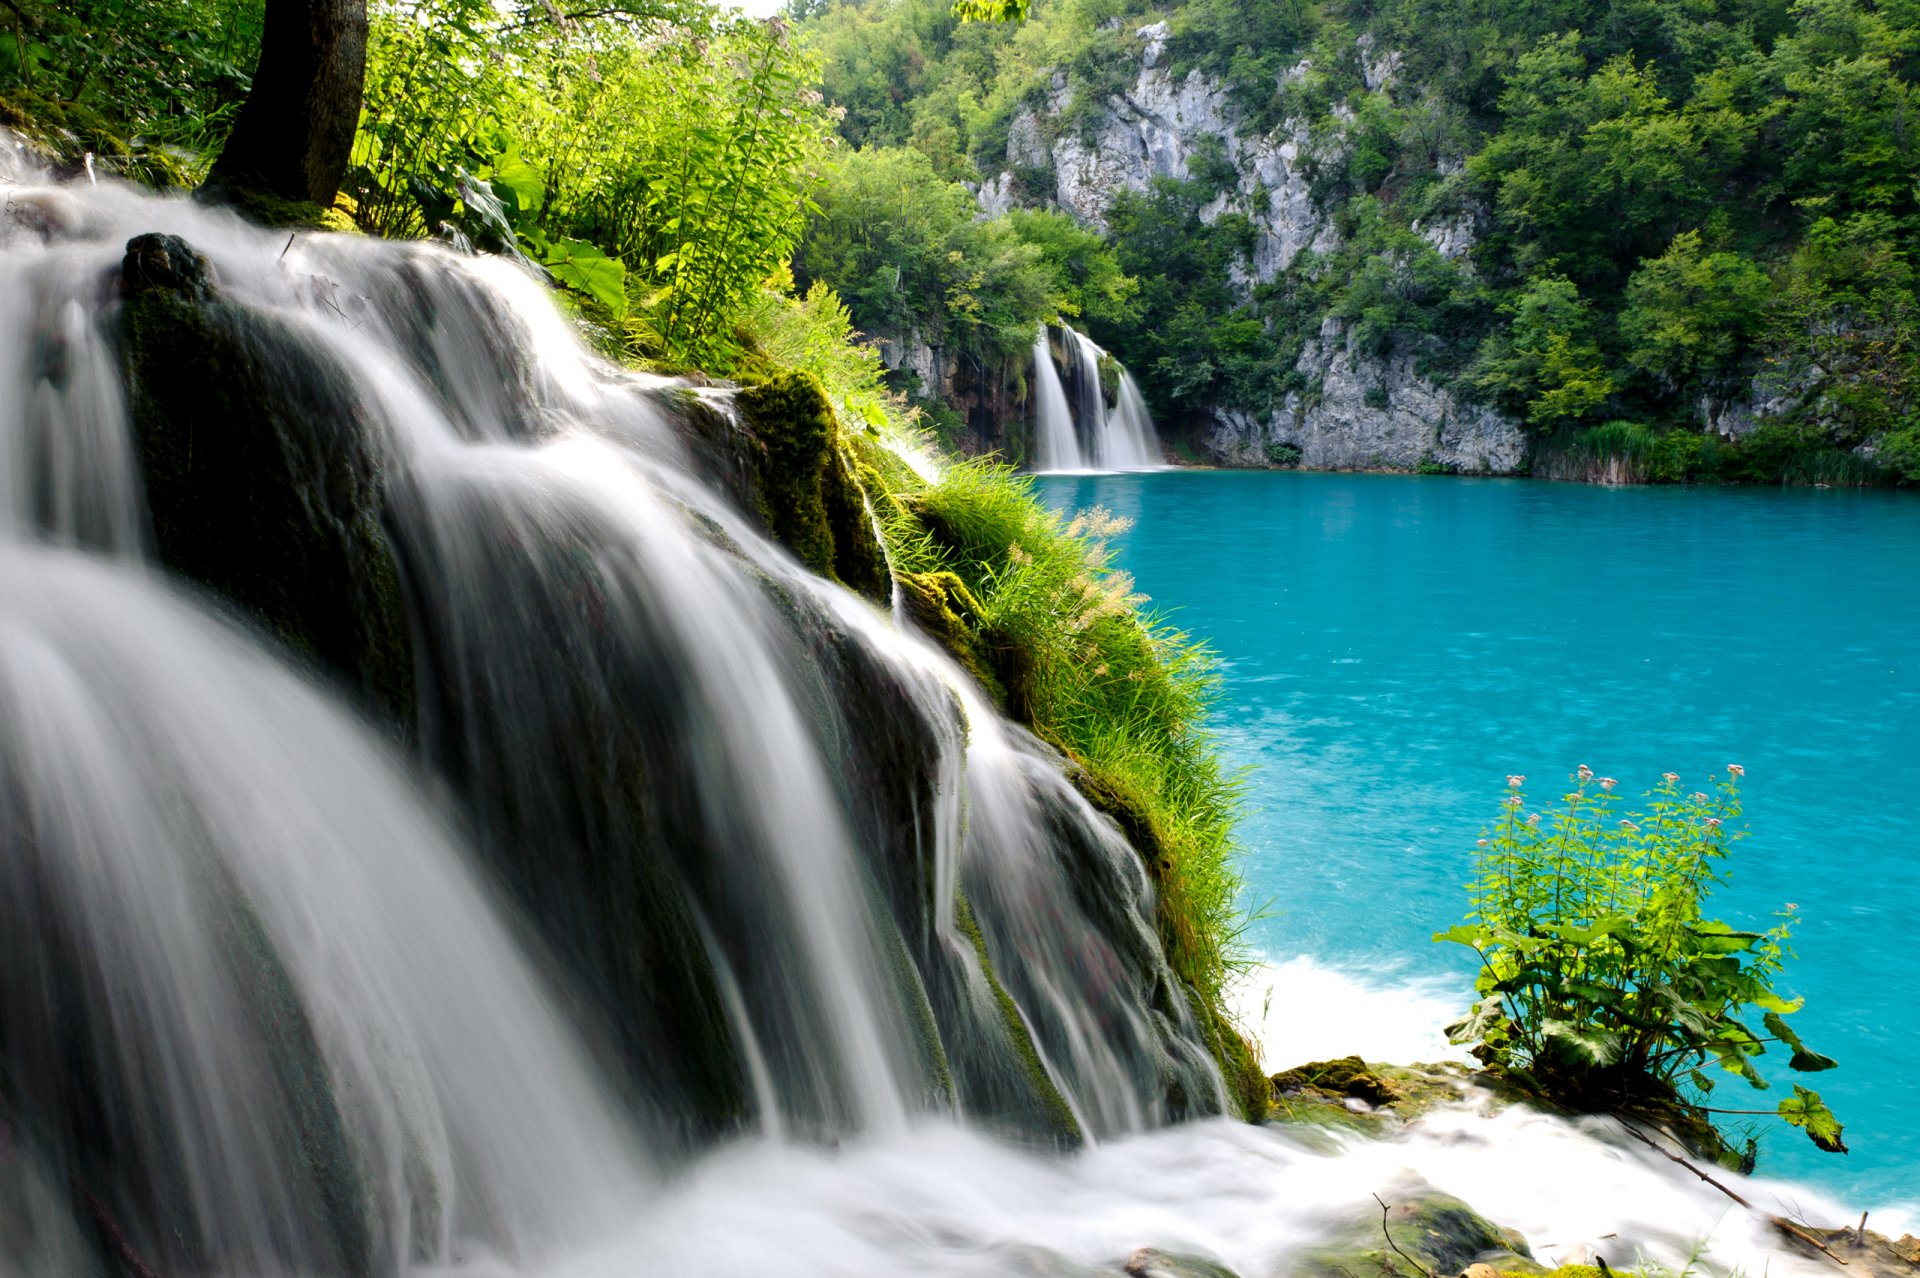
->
[1035,471,1920,1206]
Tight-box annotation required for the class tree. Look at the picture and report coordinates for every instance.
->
[1621,230,1769,397]
[207,0,367,205]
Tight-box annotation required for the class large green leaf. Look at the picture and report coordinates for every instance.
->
[544,239,628,317]
[487,148,546,218]
[1763,1011,1838,1072]
[1777,1086,1847,1153]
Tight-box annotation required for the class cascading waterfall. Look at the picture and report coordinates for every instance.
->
[0,143,1891,1278]
[1026,325,1164,473]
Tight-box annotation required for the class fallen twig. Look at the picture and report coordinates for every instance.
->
[1372,1194,1438,1278]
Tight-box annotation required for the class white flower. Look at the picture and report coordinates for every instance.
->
[1578,764,1594,782]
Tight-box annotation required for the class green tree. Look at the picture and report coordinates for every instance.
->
[1621,230,1770,397]
[1471,273,1616,428]
[1761,213,1920,443]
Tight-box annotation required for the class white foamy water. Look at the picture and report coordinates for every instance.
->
[524,1108,1894,1278]
[1231,955,1474,1071]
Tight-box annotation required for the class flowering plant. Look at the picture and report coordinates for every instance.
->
[1436,767,1845,1156]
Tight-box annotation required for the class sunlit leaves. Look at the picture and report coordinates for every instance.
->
[543,238,627,315]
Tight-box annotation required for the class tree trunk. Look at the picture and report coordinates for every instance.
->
[206,0,367,207]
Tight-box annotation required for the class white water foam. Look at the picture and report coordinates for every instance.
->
[1231,954,1473,1072]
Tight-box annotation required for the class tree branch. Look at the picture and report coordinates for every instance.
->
[1372,1196,1438,1278]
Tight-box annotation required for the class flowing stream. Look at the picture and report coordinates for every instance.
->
[0,147,1891,1278]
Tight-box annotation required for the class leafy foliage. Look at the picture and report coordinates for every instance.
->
[1437,768,1845,1156]
[0,0,263,182]
[350,0,834,368]
[793,144,1135,364]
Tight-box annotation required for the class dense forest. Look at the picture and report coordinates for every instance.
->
[793,0,1920,483]
[9,0,1916,482]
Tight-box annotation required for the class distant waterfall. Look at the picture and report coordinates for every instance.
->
[1026,324,1164,473]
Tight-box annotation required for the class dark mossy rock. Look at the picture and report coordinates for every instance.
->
[114,233,416,726]
[1121,1247,1241,1278]
[1297,1178,1536,1278]
[732,370,890,602]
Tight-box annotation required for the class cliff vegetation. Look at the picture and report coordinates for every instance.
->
[793,0,1920,484]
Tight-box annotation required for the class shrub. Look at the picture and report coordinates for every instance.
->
[1437,767,1845,1158]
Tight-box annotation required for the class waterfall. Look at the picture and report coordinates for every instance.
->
[0,147,1879,1278]
[1028,326,1078,472]
[1026,325,1164,474]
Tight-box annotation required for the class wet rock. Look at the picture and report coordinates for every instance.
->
[1297,1177,1536,1278]
[1123,1246,1241,1278]
[121,232,215,302]
[1788,1224,1920,1278]
[115,232,416,725]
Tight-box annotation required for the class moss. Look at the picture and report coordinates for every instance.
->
[953,891,1085,1144]
[735,370,890,602]
[895,569,1004,698]
[115,234,416,727]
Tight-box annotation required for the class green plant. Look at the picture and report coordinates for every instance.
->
[1437,767,1845,1156]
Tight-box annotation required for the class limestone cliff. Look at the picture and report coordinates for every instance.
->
[973,22,1528,472]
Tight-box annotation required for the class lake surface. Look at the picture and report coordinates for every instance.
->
[1035,470,1920,1206]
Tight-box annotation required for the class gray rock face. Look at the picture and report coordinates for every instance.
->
[982,29,1528,470]
[1017,30,1335,283]
[1205,320,1526,473]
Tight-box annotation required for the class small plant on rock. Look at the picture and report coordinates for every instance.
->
[1436,767,1845,1158]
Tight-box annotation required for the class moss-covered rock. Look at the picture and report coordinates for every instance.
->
[1272,1055,1404,1107]
[115,233,416,726]
[953,890,1085,1144]
[734,370,890,602]
[1297,1178,1537,1278]
[896,568,1006,697]
[1266,1060,1481,1143]
[1121,1247,1241,1278]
